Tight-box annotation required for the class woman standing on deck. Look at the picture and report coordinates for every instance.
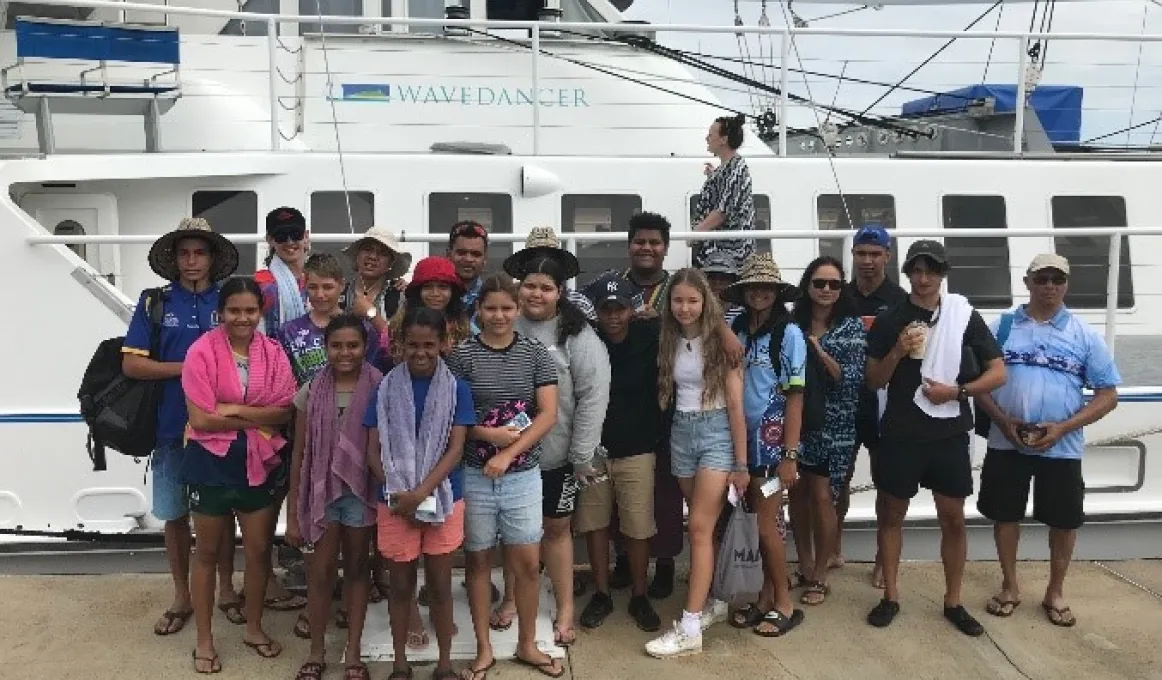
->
[446,275,565,679]
[789,256,866,608]
[487,228,610,648]
[645,268,748,659]
[690,114,756,271]
[181,277,297,674]
[286,314,381,680]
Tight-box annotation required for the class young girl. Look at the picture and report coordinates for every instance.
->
[645,268,748,659]
[181,276,297,674]
[789,256,866,607]
[389,256,470,363]
[368,307,476,680]
[723,253,805,637]
[286,314,382,680]
[446,274,564,680]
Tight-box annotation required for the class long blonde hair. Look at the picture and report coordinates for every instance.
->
[658,268,729,410]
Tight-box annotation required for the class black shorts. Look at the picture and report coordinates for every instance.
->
[875,432,972,500]
[541,465,580,519]
[977,448,1085,530]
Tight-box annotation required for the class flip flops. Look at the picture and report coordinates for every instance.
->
[154,609,192,635]
[1042,602,1077,627]
[243,638,283,659]
[513,654,565,678]
[264,593,308,611]
[295,662,326,680]
[217,600,246,625]
[986,596,1021,617]
[192,650,222,674]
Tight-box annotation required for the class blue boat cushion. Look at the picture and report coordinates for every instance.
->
[14,19,181,65]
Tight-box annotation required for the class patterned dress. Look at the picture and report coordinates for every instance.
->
[691,154,757,270]
[801,315,867,501]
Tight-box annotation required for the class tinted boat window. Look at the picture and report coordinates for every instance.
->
[1051,196,1134,309]
[563,194,642,287]
[430,193,513,267]
[310,191,375,261]
[817,194,899,283]
[942,195,1012,308]
[193,191,258,275]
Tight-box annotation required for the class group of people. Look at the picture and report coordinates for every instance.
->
[123,113,1121,679]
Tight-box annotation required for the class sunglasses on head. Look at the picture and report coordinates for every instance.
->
[811,279,843,291]
[450,221,488,240]
[270,226,306,244]
[1032,273,1067,286]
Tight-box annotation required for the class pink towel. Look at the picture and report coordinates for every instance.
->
[183,326,298,487]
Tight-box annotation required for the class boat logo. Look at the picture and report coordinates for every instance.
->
[335,82,590,108]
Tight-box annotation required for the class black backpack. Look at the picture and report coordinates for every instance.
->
[78,288,166,472]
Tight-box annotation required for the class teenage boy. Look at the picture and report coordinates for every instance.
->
[122,218,243,635]
[576,274,663,632]
[864,240,1006,636]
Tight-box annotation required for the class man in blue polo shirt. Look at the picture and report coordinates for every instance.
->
[976,253,1120,628]
[122,218,242,636]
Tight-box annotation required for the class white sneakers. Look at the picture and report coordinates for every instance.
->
[644,599,728,659]
[645,621,702,658]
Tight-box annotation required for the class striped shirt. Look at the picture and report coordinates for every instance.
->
[446,333,558,471]
[691,154,756,271]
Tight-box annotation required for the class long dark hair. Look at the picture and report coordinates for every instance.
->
[217,276,263,313]
[522,255,587,346]
[793,255,857,331]
[714,113,746,150]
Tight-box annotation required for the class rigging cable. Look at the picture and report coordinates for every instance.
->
[858,0,1004,117]
[733,0,763,116]
[981,0,1005,83]
[1126,1,1150,147]
[314,2,354,235]
[1081,114,1162,145]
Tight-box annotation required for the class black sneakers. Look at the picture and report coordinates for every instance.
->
[867,598,900,627]
[580,591,615,629]
[648,558,675,600]
[629,594,661,632]
[944,605,985,637]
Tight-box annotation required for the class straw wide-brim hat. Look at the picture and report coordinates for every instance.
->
[502,226,581,280]
[723,253,799,304]
[148,217,239,283]
[343,226,413,279]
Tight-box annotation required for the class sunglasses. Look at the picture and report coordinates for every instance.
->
[1032,274,1067,286]
[450,221,488,240]
[811,279,843,291]
[270,226,306,244]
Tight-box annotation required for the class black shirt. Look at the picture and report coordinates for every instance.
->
[866,299,1002,444]
[848,277,909,443]
[597,318,663,458]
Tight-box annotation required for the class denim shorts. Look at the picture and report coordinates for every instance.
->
[462,466,543,552]
[670,409,736,478]
[325,491,375,528]
[150,439,189,522]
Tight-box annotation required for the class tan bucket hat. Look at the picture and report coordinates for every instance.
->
[723,253,799,304]
[147,217,239,283]
[343,226,413,279]
[502,226,581,280]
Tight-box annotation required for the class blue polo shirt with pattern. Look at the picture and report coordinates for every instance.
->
[986,305,1121,460]
[122,283,220,442]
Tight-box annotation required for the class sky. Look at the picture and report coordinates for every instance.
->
[622,0,1162,146]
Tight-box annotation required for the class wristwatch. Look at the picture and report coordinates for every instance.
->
[957,384,969,400]
[784,447,799,462]
[365,307,377,320]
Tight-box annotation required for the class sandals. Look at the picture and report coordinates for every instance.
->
[192,650,221,674]
[406,629,430,651]
[800,581,830,606]
[789,570,808,589]
[986,596,1022,618]
[293,613,311,639]
[754,608,804,638]
[460,659,496,680]
[513,654,565,678]
[729,603,764,629]
[154,609,193,636]
[553,621,576,647]
[1042,602,1077,627]
[295,662,326,680]
[217,600,246,625]
[264,593,307,611]
[488,605,515,632]
[345,664,372,680]
[243,638,283,659]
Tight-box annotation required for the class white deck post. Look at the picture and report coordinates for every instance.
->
[532,25,541,156]
[778,30,789,157]
[1014,35,1030,155]
[268,18,280,151]
[1105,231,1122,355]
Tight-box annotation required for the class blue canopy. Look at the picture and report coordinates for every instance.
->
[901,85,1083,144]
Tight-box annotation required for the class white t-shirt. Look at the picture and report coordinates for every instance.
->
[674,336,725,412]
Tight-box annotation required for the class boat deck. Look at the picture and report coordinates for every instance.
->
[2,559,1159,679]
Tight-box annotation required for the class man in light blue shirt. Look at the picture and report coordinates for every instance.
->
[976,253,1120,629]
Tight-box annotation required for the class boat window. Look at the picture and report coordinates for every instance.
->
[1051,196,1134,309]
[941,195,1012,308]
[816,194,899,283]
[562,194,642,286]
[401,0,461,34]
[192,191,258,275]
[687,194,773,258]
[429,193,513,266]
[310,191,375,260]
[300,0,363,34]
[53,220,86,260]
[221,0,279,36]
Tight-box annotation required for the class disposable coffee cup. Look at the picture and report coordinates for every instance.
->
[908,323,928,360]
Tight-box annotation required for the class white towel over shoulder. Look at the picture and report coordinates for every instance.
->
[913,293,972,419]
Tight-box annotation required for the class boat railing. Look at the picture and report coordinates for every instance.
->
[29,225,1162,354]
[11,0,1162,155]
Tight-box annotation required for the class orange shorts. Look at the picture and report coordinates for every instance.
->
[377,499,465,563]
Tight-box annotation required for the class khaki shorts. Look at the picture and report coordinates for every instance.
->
[575,453,657,540]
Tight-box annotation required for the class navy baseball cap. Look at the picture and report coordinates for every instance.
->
[853,222,891,249]
[586,273,639,310]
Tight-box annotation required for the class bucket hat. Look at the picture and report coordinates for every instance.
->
[723,253,798,304]
[502,226,581,280]
[406,256,465,294]
[343,226,413,279]
[147,217,239,283]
